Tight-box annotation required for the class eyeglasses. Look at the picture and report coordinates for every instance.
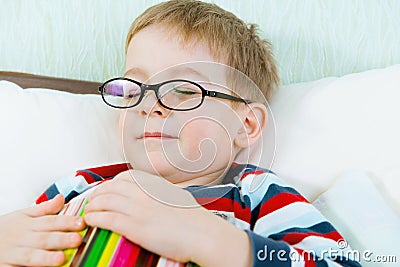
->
[98,77,250,111]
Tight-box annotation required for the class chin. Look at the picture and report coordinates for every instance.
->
[131,154,175,177]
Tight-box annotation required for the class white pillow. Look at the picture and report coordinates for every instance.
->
[259,64,400,206]
[2,64,400,214]
[313,170,400,267]
[0,81,124,214]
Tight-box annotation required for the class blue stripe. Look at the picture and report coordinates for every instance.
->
[65,190,80,203]
[78,170,106,181]
[45,183,60,200]
[269,221,339,240]
[260,183,303,203]
[241,164,275,176]
[246,230,291,267]
[332,256,362,267]
[185,185,250,209]
[312,255,329,267]
[185,184,236,199]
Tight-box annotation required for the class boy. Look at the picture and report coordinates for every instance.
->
[0,1,361,266]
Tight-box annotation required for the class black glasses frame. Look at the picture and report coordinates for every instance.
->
[98,77,251,111]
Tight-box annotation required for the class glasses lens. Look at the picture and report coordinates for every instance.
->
[159,81,202,110]
[103,79,141,107]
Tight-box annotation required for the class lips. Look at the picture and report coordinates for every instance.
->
[139,132,177,139]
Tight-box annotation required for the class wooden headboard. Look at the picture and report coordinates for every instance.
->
[0,71,102,94]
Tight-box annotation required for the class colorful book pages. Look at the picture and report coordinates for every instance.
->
[58,199,198,267]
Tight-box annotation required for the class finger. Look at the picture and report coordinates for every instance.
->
[85,194,132,216]
[84,211,132,238]
[4,247,65,267]
[18,231,82,250]
[24,195,65,217]
[89,179,137,200]
[31,215,86,232]
[113,170,133,181]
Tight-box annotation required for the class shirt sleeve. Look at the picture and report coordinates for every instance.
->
[240,166,361,267]
[186,165,362,267]
[35,163,130,204]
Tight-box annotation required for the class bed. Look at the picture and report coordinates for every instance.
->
[0,71,100,94]
[1,66,399,266]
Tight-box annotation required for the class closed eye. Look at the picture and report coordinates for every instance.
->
[173,88,199,95]
[126,92,141,98]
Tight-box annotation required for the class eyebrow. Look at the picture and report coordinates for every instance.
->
[168,66,210,82]
[123,67,149,78]
[123,66,210,83]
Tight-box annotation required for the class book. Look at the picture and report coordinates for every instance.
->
[57,199,198,267]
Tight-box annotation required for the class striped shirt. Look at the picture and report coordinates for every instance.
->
[36,163,361,267]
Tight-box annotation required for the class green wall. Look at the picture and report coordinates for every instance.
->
[1,0,399,84]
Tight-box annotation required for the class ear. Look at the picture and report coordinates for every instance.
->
[234,103,268,148]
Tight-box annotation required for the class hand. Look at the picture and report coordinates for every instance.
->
[0,195,86,267]
[84,170,252,266]
[84,170,201,262]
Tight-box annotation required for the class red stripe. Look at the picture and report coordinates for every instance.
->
[36,193,49,204]
[197,197,251,223]
[126,241,141,267]
[282,231,343,245]
[240,170,265,181]
[259,192,308,218]
[294,248,317,266]
[144,252,155,267]
[76,171,96,184]
[81,163,131,178]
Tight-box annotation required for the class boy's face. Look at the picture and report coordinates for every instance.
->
[120,25,247,186]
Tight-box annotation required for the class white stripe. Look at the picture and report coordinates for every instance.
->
[55,175,88,196]
[288,247,306,267]
[233,217,250,230]
[294,235,340,255]
[254,202,326,237]
[156,257,167,267]
[210,210,250,230]
[241,172,292,210]
[73,175,95,193]
[55,177,100,203]
[71,184,99,201]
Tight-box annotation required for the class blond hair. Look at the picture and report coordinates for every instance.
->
[126,0,279,102]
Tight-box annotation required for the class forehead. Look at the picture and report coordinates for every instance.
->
[125,25,228,87]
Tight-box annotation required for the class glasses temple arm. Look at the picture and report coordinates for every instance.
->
[206,90,251,104]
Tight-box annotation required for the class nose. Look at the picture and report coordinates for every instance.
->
[137,89,169,117]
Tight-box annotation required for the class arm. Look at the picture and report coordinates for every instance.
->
[188,166,362,267]
[0,195,86,267]
[176,162,363,267]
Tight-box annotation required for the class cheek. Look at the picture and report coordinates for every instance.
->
[119,111,134,142]
[179,118,234,160]
[119,111,126,138]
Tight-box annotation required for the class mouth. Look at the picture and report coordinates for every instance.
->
[138,132,178,140]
